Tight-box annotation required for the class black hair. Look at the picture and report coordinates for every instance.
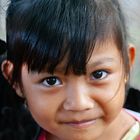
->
[6,0,129,84]
[0,39,39,139]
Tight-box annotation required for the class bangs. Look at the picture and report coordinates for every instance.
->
[16,27,95,75]
[7,0,126,76]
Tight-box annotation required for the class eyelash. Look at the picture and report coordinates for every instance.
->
[90,70,109,81]
[42,76,62,87]
[41,70,109,87]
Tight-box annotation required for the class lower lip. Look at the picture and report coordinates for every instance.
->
[65,120,96,129]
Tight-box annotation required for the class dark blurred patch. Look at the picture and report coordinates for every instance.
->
[0,39,7,55]
[125,87,140,112]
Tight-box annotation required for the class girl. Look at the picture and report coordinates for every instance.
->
[0,0,139,139]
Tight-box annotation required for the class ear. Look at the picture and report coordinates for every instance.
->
[1,60,14,81]
[1,60,25,98]
[128,44,135,69]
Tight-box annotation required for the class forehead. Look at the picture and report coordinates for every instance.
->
[88,40,121,64]
[48,40,122,73]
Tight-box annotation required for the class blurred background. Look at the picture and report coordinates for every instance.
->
[120,0,140,90]
[0,0,140,89]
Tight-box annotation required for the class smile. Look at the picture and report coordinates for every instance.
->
[64,119,96,129]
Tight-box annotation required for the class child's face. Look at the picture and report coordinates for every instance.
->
[20,41,126,140]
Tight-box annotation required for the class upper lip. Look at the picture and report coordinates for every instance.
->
[60,117,98,124]
[58,110,103,124]
[65,119,96,124]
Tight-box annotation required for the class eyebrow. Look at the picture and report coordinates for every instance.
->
[40,65,66,74]
[54,58,116,73]
[87,57,116,68]
[39,57,117,75]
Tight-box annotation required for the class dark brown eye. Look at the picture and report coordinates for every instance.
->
[42,76,62,87]
[91,70,108,80]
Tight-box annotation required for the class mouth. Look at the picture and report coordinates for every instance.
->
[64,119,96,129]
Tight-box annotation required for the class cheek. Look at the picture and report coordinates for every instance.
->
[91,79,126,122]
[27,96,59,132]
[27,95,54,123]
[101,83,125,122]
[23,87,61,128]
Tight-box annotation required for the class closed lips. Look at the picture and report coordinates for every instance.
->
[62,119,97,129]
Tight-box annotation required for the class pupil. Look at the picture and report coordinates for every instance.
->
[93,71,102,79]
[47,77,56,85]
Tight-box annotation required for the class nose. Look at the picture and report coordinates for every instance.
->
[63,81,94,111]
